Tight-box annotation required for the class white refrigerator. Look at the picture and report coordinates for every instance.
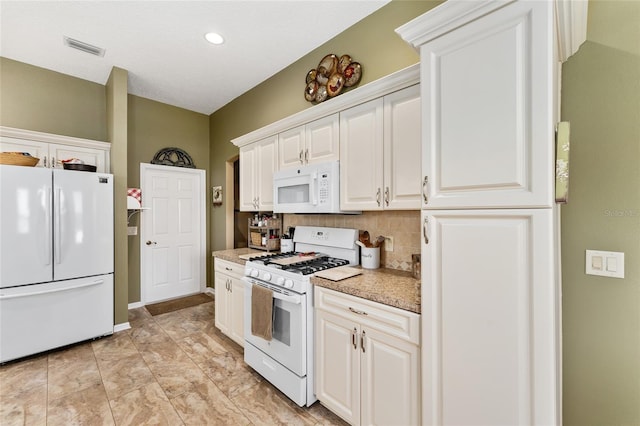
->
[0,165,114,363]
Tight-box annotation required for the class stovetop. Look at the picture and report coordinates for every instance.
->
[271,256,350,275]
[243,226,360,294]
[244,252,351,293]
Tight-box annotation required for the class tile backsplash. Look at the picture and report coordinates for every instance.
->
[283,210,420,272]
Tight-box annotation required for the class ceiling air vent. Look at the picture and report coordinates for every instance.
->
[63,36,105,57]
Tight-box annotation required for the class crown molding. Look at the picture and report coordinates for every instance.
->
[0,126,111,150]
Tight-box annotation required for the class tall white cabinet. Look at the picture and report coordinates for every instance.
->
[397,1,586,425]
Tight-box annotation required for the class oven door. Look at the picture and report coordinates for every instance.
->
[242,277,306,376]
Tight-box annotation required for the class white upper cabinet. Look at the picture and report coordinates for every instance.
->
[278,114,339,169]
[0,127,111,173]
[340,98,384,211]
[239,135,278,211]
[340,85,421,211]
[278,126,305,170]
[305,114,340,165]
[417,1,556,209]
[383,85,422,209]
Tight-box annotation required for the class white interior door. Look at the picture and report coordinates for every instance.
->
[140,163,205,303]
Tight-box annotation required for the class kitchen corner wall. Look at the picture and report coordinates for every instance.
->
[127,95,210,302]
[560,2,640,425]
[284,211,420,271]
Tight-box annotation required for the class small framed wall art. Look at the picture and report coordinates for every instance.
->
[212,186,223,205]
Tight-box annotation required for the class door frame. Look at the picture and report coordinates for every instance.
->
[140,163,206,304]
[225,154,238,249]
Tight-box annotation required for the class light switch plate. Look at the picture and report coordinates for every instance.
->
[586,250,624,278]
[127,226,138,236]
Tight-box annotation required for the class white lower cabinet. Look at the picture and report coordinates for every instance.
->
[315,287,420,425]
[420,209,558,425]
[214,258,245,347]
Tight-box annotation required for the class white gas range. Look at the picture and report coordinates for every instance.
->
[242,226,360,407]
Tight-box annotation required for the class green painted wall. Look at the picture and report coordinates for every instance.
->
[208,0,441,258]
[0,57,106,140]
[127,95,210,302]
[560,1,640,425]
[106,67,130,326]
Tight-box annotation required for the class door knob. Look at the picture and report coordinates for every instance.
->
[146,240,157,245]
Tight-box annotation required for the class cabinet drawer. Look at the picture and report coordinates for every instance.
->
[214,258,244,278]
[315,287,420,345]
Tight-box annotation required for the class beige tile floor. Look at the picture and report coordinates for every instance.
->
[0,298,347,425]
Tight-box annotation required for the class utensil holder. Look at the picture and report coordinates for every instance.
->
[361,247,380,269]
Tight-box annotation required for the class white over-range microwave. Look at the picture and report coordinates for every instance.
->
[273,160,357,214]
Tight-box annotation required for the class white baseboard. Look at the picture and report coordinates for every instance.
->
[128,301,144,309]
[113,322,131,333]
[204,287,215,296]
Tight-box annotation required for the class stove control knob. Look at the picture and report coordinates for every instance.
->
[284,279,294,288]
[263,272,272,282]
[275,276,285,286]
[250,269,259,278]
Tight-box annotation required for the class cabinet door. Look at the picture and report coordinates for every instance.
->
[361,327,420,426]
[421,209,558,426]
[256,135,278,211]
[49,143,108,173]
[339,98,384,211]
[315,310,360,426]
[420,1,554,209]
[305,114,339,165]
[239,144,257,211]
[384,85,422,209]
[214,272,230,334]
[0,137,49,168]
[278,126,305,169]
[228,276,245,347]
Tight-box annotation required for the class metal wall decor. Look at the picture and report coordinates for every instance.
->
[150,147,196,168]
[304,54,362,104]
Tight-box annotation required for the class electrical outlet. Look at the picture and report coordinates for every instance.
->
[384,236,394,252]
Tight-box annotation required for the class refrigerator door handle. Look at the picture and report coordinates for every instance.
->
[54,187,62,265]
[44,187,52,265]
[0,279,104,300]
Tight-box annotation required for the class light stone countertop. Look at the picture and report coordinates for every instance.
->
[311,268,420,314]
[212,249,421,314]
[211,248,266,265]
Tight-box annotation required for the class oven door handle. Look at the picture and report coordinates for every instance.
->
[271,291,302,305]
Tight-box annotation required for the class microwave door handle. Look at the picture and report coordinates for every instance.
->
[310,172,318,205]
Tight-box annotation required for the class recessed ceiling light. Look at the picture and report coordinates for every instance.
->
[204,32,224,45]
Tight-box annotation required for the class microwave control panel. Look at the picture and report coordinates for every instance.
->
[318,172,330,205]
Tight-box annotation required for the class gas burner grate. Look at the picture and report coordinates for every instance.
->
[284,257,350,275]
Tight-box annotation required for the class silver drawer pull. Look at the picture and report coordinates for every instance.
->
[225,267,233,271]
[349,307,368,316]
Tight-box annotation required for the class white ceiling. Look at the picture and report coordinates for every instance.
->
[0,0,390,115]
